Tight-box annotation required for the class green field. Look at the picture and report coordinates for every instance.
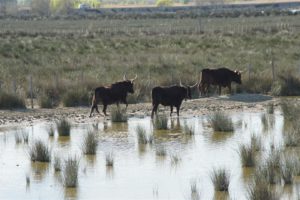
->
[0,14,300,107]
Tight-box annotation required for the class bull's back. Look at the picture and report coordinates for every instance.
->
[201,68,233,86]
[152,86,184,106]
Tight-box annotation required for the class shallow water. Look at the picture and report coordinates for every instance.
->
[0,110,299,200]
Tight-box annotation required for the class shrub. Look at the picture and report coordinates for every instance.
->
[111,107,128,123]
[63,156,79,187]
[56,118,71,136]
[0,91,26,109]
[29,140,51,162]
[211,168,230,191]
[82,131,98,155]
[154,114,168,130]
[208,112,234,132]
[271,73,300,96]
[38,93,55,108]
[62,89,89,107]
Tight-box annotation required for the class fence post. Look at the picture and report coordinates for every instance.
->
[30,75,33,109]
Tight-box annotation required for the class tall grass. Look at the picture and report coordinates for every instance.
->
[63,156,79,188]
[62,89,89,107]
[82,131,98,155]
[111,107,128,123]
[211,169,230,191]
[0,91,26,109]
[29,140,51,162]
[208,112,234,132]
[57,118,71,136]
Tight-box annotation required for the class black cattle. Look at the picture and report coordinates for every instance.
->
[199,67,242,96]
[89,75,137,117]
[151,82,197,118]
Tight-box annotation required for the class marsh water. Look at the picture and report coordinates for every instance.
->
[0,110,299,200]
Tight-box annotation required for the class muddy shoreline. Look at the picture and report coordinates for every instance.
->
[0,94,283,128]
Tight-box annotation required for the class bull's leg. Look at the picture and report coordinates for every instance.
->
[95,105,100,114]
[176,105,180,117]
[103,104,108,116]
[218,85,222,96]
[151,104,158,119]
[228,84,232,95]
[170,106,173,117]
[89,105,95,117]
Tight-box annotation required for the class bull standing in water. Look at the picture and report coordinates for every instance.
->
[151,81,197,118]
[89,75,137,117]
[199,67,242,96]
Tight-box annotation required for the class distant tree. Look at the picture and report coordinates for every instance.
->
[0,0,17,15]
[50,0,73,14]
[156,0,173,7]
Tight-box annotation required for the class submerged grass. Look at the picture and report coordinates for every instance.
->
[211,168,230,192]
[208,112,234,132]
[29,140,51,162]
[63,156,79,188]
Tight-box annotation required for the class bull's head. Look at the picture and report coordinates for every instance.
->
[234,70,242,84]
[180,79,198,100]
[123,74,137,93]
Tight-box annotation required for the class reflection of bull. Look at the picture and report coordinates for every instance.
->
[151,81,197,118]
[199,68,242,96]
[89,75,137,117]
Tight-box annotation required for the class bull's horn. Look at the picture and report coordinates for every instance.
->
[189,82,198,88]
[131,74,137,82]
[123,74,127,80]
[179,79,184,87]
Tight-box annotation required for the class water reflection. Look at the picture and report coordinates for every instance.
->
[64,187,78,200]
[30,162,49,182]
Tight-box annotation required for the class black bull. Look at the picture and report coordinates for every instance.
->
[199,67,242,96]
[89,75,137,117]
[151,83,197,118]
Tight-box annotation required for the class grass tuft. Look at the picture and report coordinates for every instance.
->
[63,156,79,188]
[211,168,230,191]
[53,155,61,172]
[208,112,234,132]
[56,118,71,136]
[29,140,51,162]
[82,131,98,155]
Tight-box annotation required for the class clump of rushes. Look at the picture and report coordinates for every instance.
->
[154,114,168,130]
[63,156,79,188]
[239,144,256,167]
[56,118,71,136]
[82,131,98,155]
[136,125,153,144]
[105,152,114,167]
[211,168,230,191]
[29,140,51,162]
[110,107,128,123]
[208,112,234,132]
[247,180,278,200]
